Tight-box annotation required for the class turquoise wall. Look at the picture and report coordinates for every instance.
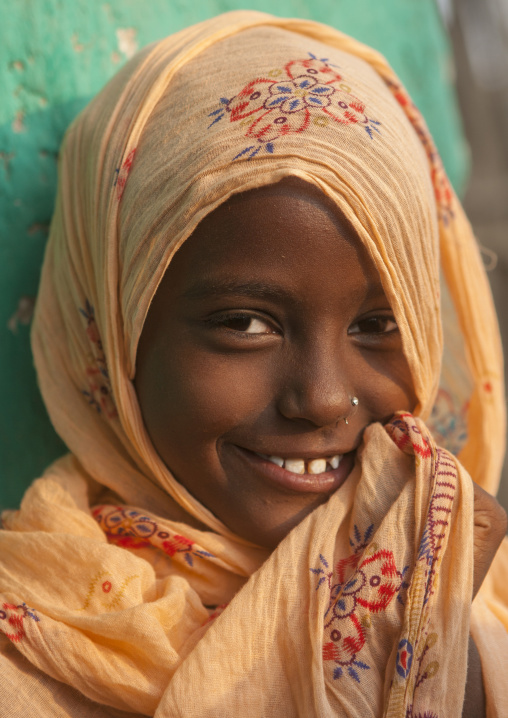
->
[0,0,468,508]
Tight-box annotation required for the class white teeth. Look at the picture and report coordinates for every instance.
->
[268,456,284,467]
[308,458,327,474]
[257,452,343,473]
[330,455,341,470]
[284,459,306,475]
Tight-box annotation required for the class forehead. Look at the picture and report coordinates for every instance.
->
[166,177,382,301]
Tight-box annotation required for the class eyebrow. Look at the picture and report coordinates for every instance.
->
[182,279,296,303]
[182,277,387,306]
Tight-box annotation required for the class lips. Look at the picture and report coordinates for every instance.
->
[231,445,355,494]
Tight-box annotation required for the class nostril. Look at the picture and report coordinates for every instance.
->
[277,387,356,429]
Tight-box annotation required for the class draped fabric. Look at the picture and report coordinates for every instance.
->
[1,11,507,717]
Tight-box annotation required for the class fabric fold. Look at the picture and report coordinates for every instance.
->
[1,10,507,717]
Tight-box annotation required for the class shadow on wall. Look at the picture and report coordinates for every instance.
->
[0,100,92,509]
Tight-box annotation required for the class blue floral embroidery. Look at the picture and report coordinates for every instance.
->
[208,53,382,161]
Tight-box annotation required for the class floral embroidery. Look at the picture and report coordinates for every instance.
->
[427,388,468,457]
[208,53,381,160]
[385,78,453,226]
[383,414,453,713]
[396,638,414,678]
[312,524,405,682]
[0,602,40,643]
[113,147,137,201]
[406,709,439,718]
[78,570,139,611]
[385,412,433,460]
[202,603,229,626]
[79,300,118,419]
[93,505,215,567]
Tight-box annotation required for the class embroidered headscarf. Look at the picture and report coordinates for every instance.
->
[1,11,507,717]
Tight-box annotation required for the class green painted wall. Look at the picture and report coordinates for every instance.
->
[0,0,468,508]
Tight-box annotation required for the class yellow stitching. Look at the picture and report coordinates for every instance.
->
[103,574,139,610]
[79,571,107,611]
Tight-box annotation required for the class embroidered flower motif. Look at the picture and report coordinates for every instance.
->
[386,412,432,459]
[264,75,336,113]
[202,603,229,626]
[103,507,157,541]
[79,571,139,611]
[406,708,439,718]
[427,388,468,456]
[79,300,118,419]
[386,77,454,226]
[0,602,40,643]
[208,53,382,160]
[93,505,215,567]
[312,524,405,682]
[113,147,136,201]
[396,638,414,678]
[162,534,195,558]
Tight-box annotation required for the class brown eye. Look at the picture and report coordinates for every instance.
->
[348,316,398,335]
[218,314,276,334]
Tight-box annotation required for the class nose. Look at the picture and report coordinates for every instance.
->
[276,342,354,428]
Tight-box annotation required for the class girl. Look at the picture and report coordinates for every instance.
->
[1,11,507,717]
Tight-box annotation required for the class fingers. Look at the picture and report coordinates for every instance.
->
[472,481,507,599]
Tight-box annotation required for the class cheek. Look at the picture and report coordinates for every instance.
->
[355,351,416,419]
[140,344,276,445]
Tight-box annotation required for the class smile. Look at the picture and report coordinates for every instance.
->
[231,445,355,495]
[255,454,341,474]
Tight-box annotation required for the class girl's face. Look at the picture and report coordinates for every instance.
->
[135,178,416,548]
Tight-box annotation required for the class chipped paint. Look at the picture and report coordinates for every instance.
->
[7,296,36,333]
[71,33,85,52]
[0,152,15,179]
[12,110,25,133]
[116,28,138,59]
[27,222,49,235]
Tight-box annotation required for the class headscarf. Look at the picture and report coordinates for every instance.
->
[1,11,507,717]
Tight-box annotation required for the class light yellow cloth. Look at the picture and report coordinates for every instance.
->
[1,11,507,717]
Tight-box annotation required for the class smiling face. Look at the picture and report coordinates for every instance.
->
[134,178,417,548]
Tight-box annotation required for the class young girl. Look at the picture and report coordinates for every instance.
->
[1,10,507,717]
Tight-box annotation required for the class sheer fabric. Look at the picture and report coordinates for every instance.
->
[1,11,507,717]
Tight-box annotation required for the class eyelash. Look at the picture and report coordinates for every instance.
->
[205,311,398,337]
[205,311,280,336]
[348,315,398,336]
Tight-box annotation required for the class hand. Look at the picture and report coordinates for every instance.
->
[472,481,507,599]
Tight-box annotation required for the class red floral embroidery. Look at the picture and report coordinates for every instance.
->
[162,535,195,557]
[386,412,432,459]
[114,148,136,201]
[208,53,381,160]
[386,78,454,225]
[93,505,215,567]
[202,603,229,626]
[385,414,452,708]
[312,525,406,682]
[0,602,40,643]
[79,300,118,419]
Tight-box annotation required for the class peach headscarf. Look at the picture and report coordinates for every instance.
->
[0,11,507,717]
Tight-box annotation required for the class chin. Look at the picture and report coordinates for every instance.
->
[232,498,329,550]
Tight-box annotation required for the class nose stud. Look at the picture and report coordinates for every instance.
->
[344,396,359,425]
